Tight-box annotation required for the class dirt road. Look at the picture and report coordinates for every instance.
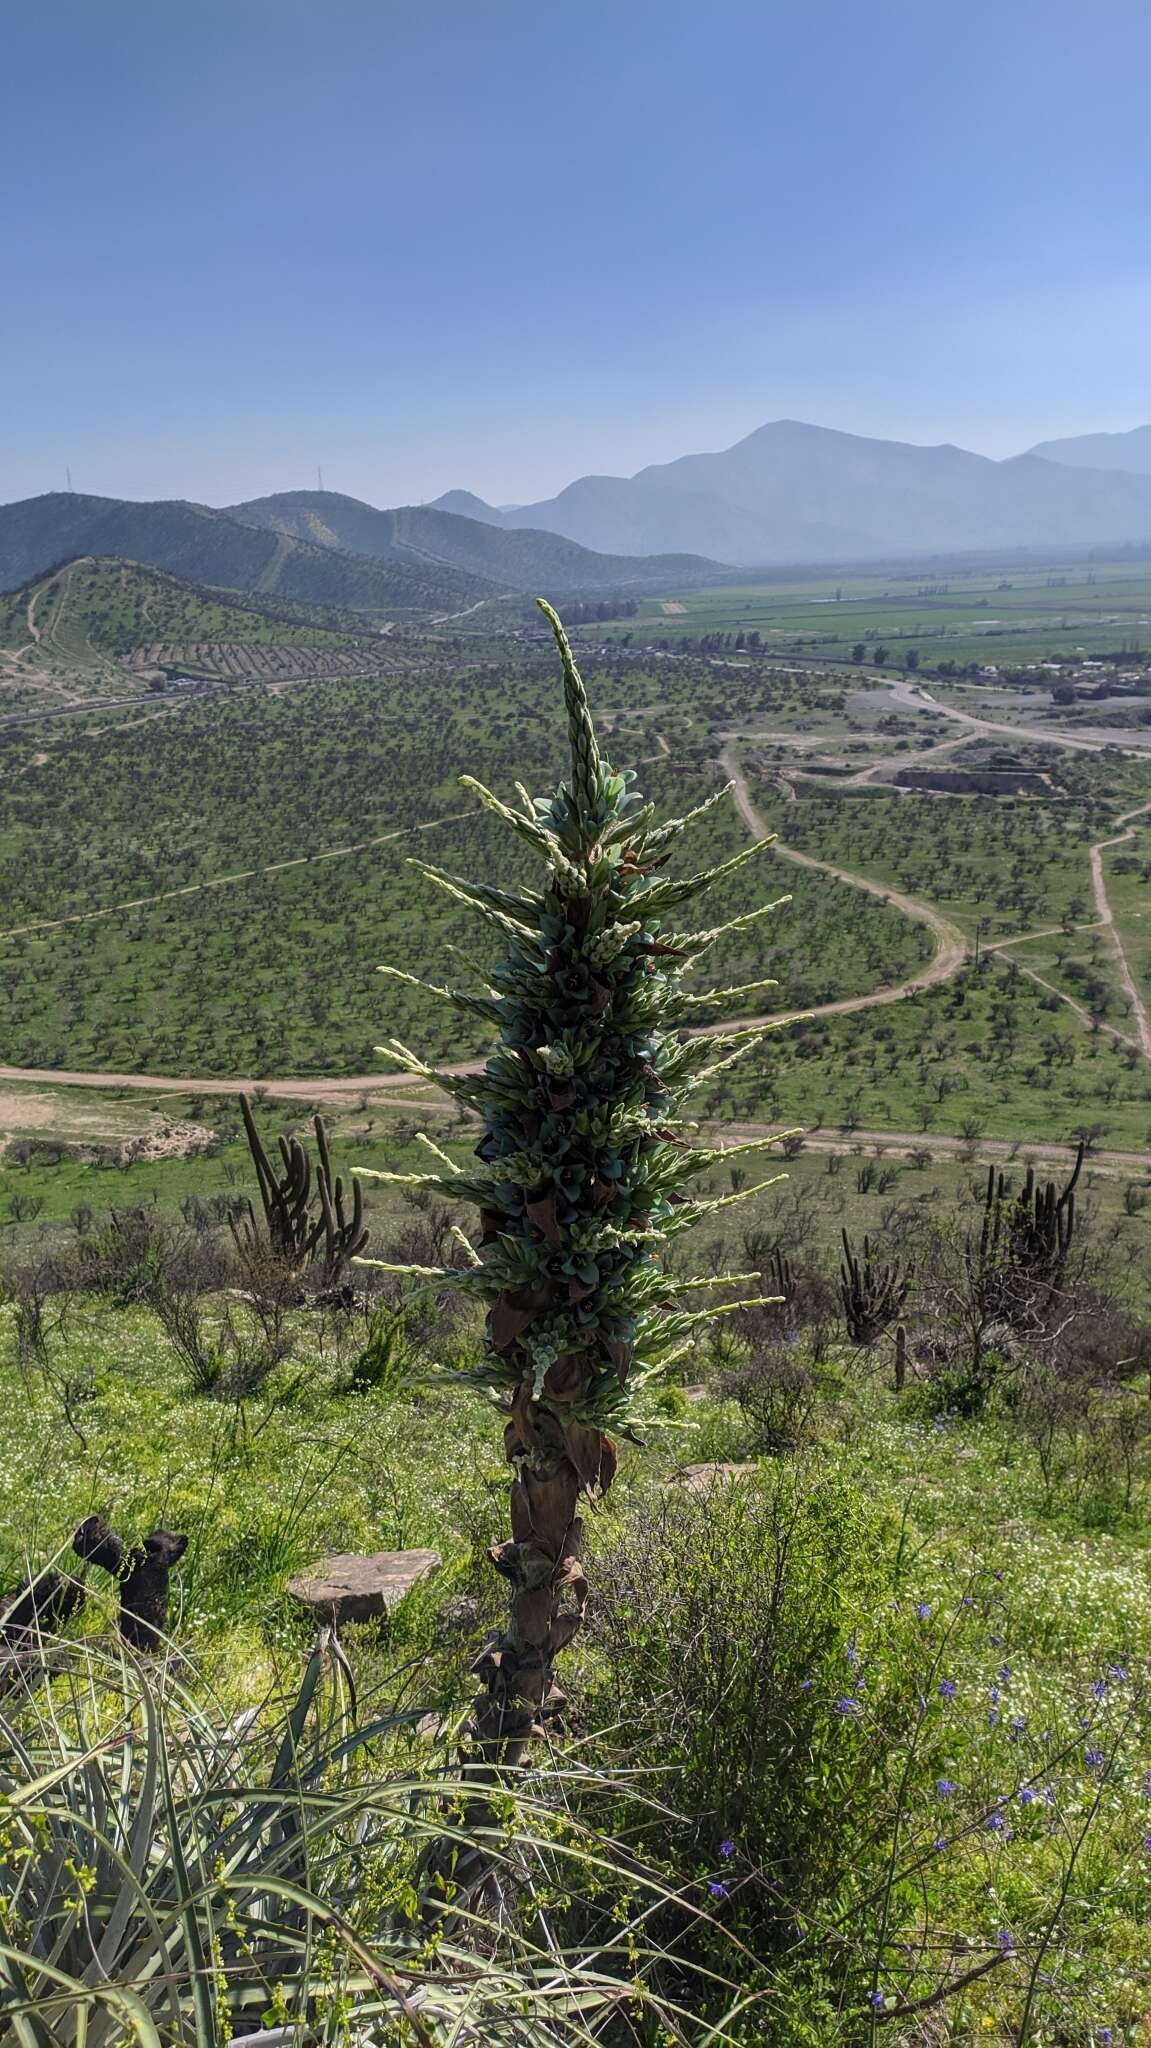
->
[888,678,1151,758]
[718,742,969,1017]
[0,807,474,942]
[1088,798,1151,1059]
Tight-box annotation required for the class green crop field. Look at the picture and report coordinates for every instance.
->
[584,554,1151,673]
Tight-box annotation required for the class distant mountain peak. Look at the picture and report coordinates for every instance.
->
[433,416,1151,564]
[1027,424,1151,477]
[426,488,507,524]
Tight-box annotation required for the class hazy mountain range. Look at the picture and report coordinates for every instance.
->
[1026,424,1151,476]
[0,490,721,611]
[5,421,1151,614]
[430,419,1151,564]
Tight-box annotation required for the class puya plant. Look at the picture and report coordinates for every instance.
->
[360,603,791,1760]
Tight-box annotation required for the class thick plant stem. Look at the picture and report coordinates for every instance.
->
[472,1451,589,1763]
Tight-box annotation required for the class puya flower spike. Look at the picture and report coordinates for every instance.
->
[361,597,786,1762]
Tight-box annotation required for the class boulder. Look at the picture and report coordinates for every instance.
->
[288,1548,440,1625]
[667,1462,757,1491]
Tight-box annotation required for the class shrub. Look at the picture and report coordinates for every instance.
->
[583,1470,891,1938]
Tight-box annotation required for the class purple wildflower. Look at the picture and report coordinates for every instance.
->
[998,1928,1015,1951]
[1085,1747,1105,1770]
[936,1778,957,1798]
[916,1602,932,1622]
[707,1880,730,1899]
[932,1835,950,1852]
[986,1812,1006,1832]
[939,1678,957,1699]
[835,1697,860,1716]
[1019,1787,1038,1805]
[719,1838,735,1859]
[1091,1679,1109,1700]
[868,1991,885,2010]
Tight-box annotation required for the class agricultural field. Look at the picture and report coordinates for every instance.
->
[4,629,1151,1140]
[0,653,933,1076]
[584,553,1151,673]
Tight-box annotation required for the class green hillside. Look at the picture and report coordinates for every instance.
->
[0,557,378,662]
[227,490,727,593]
[0,493,501,617]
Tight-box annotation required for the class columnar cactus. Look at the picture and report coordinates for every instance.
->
[839,1228,910,1346]
[234,1095,368,1284]
[971,1141,1084,1321]
[362,603,788,1757]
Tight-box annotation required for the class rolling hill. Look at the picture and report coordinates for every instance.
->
[429,418,1151,564]
[0,557,378,665]
[225,490,726,592]
[1027,424,1151,476]
[0,494,499,616]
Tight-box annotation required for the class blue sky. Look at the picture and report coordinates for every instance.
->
[4,0,1150,507]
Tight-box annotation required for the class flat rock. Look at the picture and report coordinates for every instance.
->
[288,1548,440,1625]
[667,1462,757,1491]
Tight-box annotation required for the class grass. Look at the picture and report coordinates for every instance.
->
[584,554,1151,671]
[6,1266,1151,2038]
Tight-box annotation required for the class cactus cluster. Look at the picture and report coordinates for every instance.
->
[971,1143,1083,1319]
[361,602,788,1754]
[234,1094,368,1284]
[839,1228,910,1346]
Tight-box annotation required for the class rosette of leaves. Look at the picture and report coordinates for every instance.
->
[360,601,790,1759]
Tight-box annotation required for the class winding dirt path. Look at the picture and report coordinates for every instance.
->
[888,678,1151,758]
[718,742,968,1017]
[1088,798,1151,1058]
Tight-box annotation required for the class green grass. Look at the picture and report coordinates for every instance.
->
[4,634,1151,1156]
[585,554,1151,671]
[755,783,1102,939]
[6,1270,1151,2036]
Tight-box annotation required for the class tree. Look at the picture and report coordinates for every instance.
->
[905,647,920,673]
[362,602,782,1770]
[851,642,866,664]
[873,644,889,666]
